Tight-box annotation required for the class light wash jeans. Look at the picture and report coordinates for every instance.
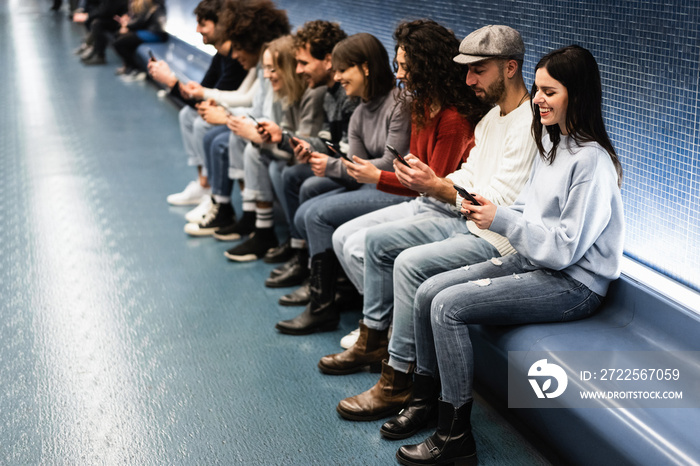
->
[332,197,500,373]
[179,106,215,169]
[243,143,288,203]
[295,185,409,257]
[414,253,603,407]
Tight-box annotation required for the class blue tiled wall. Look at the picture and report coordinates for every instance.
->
[166,0,700,292]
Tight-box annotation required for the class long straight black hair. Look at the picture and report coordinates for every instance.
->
[531,45,622,187]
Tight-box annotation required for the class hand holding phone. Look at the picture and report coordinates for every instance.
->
[246,113,260,127]
[386,144,410,167]
[148,49,156,62]
[324,141,353,163]
[453,184,481,206]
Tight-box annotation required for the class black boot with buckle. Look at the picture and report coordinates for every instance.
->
[396,399,477,466]
[381,372,440,440]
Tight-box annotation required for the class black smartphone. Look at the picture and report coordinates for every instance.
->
[284,131,299,147]
[246,113,260,126]
[148,49,156,62]
[324,140,339,155]
[284,131,311,156]
[325,140,353,163]
[386,144,410,167]
[453,184,481,206]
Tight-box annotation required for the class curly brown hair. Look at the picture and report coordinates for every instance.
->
[194,0,223,24]
[218,0,290,55]
[294,20,347,60]
[393,19,491,129]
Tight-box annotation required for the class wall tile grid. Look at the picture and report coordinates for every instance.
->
[167,0,700,292]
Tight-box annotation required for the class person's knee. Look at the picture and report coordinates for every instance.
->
[298,179,317,204]
[415,275,446,321]
[179,107,197,130]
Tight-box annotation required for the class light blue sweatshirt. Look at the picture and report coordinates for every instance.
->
[490,134,624,296]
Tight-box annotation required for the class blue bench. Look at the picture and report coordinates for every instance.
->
[470,269,700,465]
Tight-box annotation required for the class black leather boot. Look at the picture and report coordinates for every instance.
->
[396,399,477,466]
[265,248,309,287]
[381,372,440,440]
[275,251,340,335]
[278,279,310,306]
[263,239,293,264]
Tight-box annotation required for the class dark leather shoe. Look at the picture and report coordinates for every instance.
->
[278,280,310,306]
[82,54,106,65]
[265,257,309,288]
[396,400,477,466]
[318,321,388,375]
[263,239,293,264]
[269,247,307,278]
[274,302,339,335]
[336,360,413,421]
[380,373,440,440]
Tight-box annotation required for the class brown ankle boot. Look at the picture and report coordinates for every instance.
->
[318,321,388,375]
[336,360,413,421]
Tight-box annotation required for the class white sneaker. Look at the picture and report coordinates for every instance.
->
[167,181,211,206]
[185,196,213,222]
[340,328,360,349]
[120,70,147,82]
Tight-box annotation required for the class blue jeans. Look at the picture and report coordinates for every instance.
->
[202,126,229,194]
[358,204,499,373]
[205,127,234,197]
[414,253,603,407]
[283,164,344,239]
[135,30,167,42]
[296,185,409,257]
[333,197,449,293]
[269,159,289,217]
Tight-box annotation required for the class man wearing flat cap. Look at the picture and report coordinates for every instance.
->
[328,25,539,430]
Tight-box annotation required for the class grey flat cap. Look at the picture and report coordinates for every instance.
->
[454,25,525,65]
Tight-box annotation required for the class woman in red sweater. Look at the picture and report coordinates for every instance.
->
[274,19,490,336]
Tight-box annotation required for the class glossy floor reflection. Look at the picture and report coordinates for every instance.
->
[0,1,550,464]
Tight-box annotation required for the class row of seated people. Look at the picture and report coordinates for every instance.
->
[71,0,169,80]
[147,0,625,464]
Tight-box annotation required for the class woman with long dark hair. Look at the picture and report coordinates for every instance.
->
[275,22,490,337]
[273,31,415,334]
[396,45,624,466]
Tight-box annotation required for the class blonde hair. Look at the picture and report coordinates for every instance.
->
[266,35,306,105]
[130,0,153,15]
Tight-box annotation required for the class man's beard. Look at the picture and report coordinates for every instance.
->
[478,74,506,106]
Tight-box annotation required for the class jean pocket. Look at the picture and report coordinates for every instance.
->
[561,290,602,322]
